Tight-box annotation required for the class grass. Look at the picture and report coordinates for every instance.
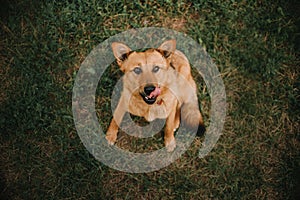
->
[1,0,299,199]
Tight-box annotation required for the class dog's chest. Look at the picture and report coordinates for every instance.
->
[128,97,174,121]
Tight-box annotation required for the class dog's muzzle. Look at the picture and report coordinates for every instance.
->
[140,84,161,105]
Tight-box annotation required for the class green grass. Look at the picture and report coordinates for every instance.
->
[1,0,299,199]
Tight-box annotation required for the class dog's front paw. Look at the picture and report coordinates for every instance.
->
[165,138,176,152]
[105,134,117,145]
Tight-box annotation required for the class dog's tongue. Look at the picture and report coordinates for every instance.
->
[148,87,161,99]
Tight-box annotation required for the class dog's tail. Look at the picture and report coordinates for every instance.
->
[181,102,206,136]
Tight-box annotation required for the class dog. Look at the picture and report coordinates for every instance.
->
[105,40,205,152]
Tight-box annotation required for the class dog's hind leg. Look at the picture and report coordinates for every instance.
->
[181,101,205,136]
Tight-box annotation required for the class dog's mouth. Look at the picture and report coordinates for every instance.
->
[140,85,161,105]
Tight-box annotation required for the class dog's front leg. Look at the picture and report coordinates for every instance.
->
[105,96,126,145]
[164,104,178,152]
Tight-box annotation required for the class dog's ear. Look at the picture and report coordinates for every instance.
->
[111,42,132,66]
[157,40,176,58]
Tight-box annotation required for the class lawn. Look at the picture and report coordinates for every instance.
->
[1,0,299,199]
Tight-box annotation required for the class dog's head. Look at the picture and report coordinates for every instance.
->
[111,40,176,105]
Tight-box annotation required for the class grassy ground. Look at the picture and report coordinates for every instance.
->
[1,0,299,199]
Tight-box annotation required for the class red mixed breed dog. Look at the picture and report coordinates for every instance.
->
[106,40,205,151]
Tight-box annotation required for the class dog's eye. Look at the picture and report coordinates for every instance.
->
[152,66,160,73]
[133,67,142,74]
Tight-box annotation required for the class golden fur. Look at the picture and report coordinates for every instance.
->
[106,40,204,152]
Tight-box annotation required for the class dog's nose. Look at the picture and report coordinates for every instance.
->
[144,85,156,96]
